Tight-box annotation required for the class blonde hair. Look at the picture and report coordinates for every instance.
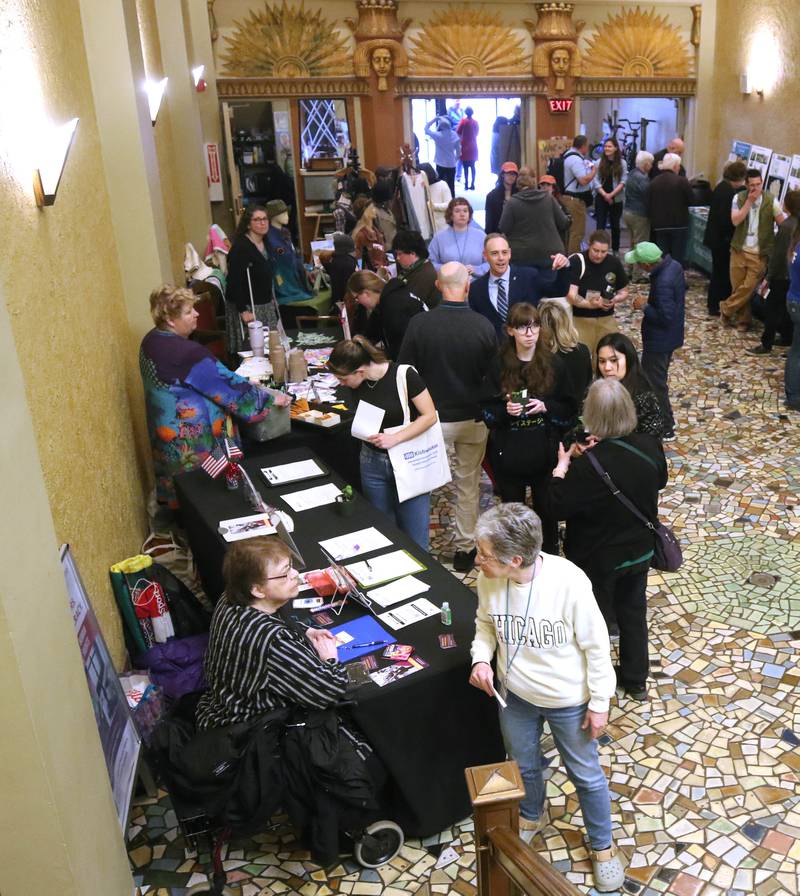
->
[582,378,638,439]
[149,284,198,328]
[516,172,537,190]
[346,269,385,297]
[538,299,579,352]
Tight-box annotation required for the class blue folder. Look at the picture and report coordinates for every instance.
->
[330,614,397,662]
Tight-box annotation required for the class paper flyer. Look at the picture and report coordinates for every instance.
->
[765,153,791,201]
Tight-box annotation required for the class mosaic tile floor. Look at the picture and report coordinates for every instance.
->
[131,273,800,896]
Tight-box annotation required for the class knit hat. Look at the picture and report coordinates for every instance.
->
[624,242,663,265]
[334,233,355,255]
[266,199,289,220]
[500,161,519,174]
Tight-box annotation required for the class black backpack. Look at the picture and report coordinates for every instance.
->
[548,149,592,202]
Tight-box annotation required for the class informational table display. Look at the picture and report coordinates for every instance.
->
[60,544,140,833]
[728,140,800,204]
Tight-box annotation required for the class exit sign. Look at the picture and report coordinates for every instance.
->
[548,97,574,114]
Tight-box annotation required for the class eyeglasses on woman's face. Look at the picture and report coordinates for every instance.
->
[513,322,540,335]
[265,558,295,581]
[250,215,269,224]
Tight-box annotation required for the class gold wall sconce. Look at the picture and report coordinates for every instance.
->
[145,77,168,124]
[33,117,79,208]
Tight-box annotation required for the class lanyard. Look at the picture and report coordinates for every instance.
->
[503,557,541,680]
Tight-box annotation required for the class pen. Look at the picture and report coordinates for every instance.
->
[342,640,389,649]
[389,612,403,624]
[365,559,373,571]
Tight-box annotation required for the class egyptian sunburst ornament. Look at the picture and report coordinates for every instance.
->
[220,0,351,78]
[407,6,530,77]
[582,7,693,78]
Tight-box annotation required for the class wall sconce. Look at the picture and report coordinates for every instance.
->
[145,77,168,124]
[33,118,79,207]
[192,65,207,92]
[740,73,752,95]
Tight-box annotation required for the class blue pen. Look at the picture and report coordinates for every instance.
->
[342,640,390,649]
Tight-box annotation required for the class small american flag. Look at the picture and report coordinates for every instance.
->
[224,437,244,461]
[201,443,228,478]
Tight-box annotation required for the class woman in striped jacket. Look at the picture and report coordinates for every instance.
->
[197,537,347,729]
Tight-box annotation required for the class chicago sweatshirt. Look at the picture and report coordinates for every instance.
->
[470,553,615,713]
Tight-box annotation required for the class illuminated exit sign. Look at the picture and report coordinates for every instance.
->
[548,97,574,114]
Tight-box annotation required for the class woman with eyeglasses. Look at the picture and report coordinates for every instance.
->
[483,303,578,553]
[197,536,346,729]
[225,205,277,357]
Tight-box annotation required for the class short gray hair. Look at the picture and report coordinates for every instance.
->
[582,378,637,439]
[475,503,543,567]
[659,152,682,172]
[636,150,654,170]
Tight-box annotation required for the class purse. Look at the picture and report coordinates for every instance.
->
[584,446,683,573]
[384,364,452,503]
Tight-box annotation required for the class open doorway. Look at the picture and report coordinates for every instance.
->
[411,96,521,228]
[579,97,680,166]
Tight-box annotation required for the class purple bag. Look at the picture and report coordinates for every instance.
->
[134,633,209,700]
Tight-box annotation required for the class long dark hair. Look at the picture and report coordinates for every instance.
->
[327,335,387,376]
[595,332,653,397]
[784,189,800,259]
[235,204,268,240]
[598,138,623,183]
[500,304,553,396]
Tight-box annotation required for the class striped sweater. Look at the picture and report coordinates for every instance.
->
[196,596,347,729]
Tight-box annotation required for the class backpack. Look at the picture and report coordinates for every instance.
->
[547,149,582,194]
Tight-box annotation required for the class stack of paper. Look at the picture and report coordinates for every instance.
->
[281,483,341,512]
[378,598,440,630]
[319,528,392,560]
[367,575,430,608]
[346,550,426,587]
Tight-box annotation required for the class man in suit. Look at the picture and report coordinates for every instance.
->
[469,234,569,339]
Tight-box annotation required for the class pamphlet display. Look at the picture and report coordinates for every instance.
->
[766,153,792,201]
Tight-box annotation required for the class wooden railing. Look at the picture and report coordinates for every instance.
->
[466,760,583,896]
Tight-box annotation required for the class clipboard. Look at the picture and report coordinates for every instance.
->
[330,615,396,662]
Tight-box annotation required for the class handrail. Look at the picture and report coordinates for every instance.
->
[486,826,583,896]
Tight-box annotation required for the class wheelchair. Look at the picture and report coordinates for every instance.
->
[149,696,404,895]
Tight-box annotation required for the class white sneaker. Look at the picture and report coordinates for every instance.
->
[519,807,549,843]
[591,844,625,892]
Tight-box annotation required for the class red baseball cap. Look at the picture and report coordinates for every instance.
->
[500,162,519,173]
[538,174,557,186]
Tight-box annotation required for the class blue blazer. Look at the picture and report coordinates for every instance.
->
[468,265,544,339]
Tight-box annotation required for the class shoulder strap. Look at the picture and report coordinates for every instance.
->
[584,450,656,531]
[608,438,660,471]
[568,251,585,280]
[395,364,412,426]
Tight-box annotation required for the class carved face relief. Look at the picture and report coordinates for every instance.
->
[550,48,571,78]
[371,47,393,90]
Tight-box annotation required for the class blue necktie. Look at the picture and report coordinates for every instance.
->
[495,278,508,322]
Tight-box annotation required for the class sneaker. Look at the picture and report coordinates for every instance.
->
[591,845,625,892]
[662,430,676,442]
[624,685,648,702]
[746,344,771,355]
[519,808,549,843]
[453,548,477,572]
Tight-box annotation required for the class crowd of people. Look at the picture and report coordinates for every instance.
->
[137,123,800,892]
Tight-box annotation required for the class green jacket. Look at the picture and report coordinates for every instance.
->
[730,190,777,257]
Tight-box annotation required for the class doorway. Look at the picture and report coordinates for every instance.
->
[579,97,680,163]
[411,96,522,228]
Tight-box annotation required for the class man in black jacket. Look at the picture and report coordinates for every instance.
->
[399,262,497,571]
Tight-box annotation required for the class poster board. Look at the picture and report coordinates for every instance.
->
[729,139,752,163]
[765,153,792,201]
[61,544,141,833]
[747,145,772,178]
[537,136,572,181]
[784,155,800,200]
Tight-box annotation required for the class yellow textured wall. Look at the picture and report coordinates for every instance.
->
[0,0,148,664]
[138,0,187,283]
[707,0,800,182]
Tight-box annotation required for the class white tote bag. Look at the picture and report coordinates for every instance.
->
[385,365,452,503]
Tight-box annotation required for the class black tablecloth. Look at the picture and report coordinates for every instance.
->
[174,447,504,837]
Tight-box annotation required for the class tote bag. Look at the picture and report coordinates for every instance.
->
[385,365,452,503]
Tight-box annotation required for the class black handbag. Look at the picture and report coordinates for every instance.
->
[584,449,683,573]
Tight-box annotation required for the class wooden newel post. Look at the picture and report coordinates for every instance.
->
[465,760,527,896]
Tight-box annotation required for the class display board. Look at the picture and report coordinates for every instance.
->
[60,544,141,833]
[765,153,791,201]
[785,156,800,200]
[747,145,772,179]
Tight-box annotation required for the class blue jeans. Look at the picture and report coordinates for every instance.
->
[500,690,612,849]
[359,445,430,550]
[786,300,800,405]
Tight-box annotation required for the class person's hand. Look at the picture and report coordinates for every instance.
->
[601,299,615,311]
[240,310,255,323]
[526,398,547,414]
[582,709,608,739]
[306,628,338,662]
[367,431,399,450]
[575,435,599,455]
[272,392,291,407]
[506,398,524,417]
[632,294,647,311]
[469,662,495,697]
[553,442,572,477]
[586,294,605,310]
[551,253,570,270]
[465,264,475,275]
[611,292,628,306]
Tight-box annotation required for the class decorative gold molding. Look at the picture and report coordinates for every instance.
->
[345,0,410,41]
[399,78,546,97]
[217,78,370,98]
[353,38,409,79]
[207,0,218,43]
[219,1,351,78]
[583,7,693,78]
[691,5,702,48]
[407,6,530,77]
[578,77,696,97]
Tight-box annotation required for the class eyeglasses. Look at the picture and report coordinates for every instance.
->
[475,549,500,563]
[266,560,294,581]
[513,323,540,334]
[251,216,269,223]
